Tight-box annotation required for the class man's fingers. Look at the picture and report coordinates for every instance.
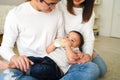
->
[21,55,33,72]
[22,56,31,71]
[10,55,32,72]
[29,60,34,65]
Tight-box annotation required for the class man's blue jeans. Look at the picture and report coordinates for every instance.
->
[0,69,37,80]
[0,56,63,80]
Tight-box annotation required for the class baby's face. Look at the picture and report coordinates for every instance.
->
[65,32,81,48]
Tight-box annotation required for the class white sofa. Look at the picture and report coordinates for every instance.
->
[0,5,15,34]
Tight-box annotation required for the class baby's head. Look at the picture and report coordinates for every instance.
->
[66,31,84,49]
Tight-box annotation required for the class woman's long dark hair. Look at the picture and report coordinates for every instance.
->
[26,0,31,1]
[67,0,95,23]
[26,0,44,1]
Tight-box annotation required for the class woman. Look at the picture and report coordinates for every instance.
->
[57,0,107,79]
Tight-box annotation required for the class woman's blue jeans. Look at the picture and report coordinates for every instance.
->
[60,55,107,80]
[92,54,107,77]
[60,62,100,80]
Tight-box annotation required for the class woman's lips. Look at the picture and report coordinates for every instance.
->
[74,0,81,2]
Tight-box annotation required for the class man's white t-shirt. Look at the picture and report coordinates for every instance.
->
[0,2,64,61]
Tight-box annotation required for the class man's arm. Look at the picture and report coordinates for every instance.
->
[0,9,33,72]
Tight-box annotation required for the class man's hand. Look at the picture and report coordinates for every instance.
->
[10,55,33,72]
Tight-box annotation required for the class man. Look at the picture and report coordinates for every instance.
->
[0,0,64,79]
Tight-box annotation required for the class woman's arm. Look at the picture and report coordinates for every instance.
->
[82,12,95,56]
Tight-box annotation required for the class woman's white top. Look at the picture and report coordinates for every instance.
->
[57,0,95,56]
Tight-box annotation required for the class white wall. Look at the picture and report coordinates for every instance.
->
[0,0,25,5]
[96,0,114,36]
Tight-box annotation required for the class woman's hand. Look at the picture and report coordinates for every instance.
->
[67,53,80,64]
[10,55,33,72]
[67,50,81,64]
[77,53,91,64]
